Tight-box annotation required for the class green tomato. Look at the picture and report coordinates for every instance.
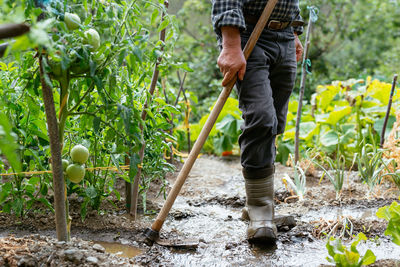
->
[70,144,89,164]
[84,29,101,52]
[66,164,85,183]
[62,159,69,171]
[64,12,81,30]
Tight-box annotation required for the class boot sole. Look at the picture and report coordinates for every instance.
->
[247,227,277,244]
[242,208,296,230]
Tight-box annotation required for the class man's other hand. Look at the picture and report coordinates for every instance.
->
[294,33,303,62]
[218,26,246,87]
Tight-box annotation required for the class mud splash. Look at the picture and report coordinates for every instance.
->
[94,241,143,258]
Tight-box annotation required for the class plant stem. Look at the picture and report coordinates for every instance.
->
[38,54,68,241]
[294,15,313,164]
[58,72,70,147]
[380,74,398,147]
[128,0,169,219]
[68,81,95,113]
[182,88,191,153]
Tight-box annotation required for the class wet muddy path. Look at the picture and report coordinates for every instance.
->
[1,156,400,266]
[135,156,400,266]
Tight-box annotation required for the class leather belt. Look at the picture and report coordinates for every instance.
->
[244,14,304,30]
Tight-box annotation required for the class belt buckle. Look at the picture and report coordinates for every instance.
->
[267,20,290,30]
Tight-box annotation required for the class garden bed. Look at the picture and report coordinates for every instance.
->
[1,155,399,266]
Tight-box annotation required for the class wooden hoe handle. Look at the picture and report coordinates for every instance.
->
[150,0,279,233]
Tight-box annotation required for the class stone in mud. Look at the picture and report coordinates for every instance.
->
[87,256,99,264]
[55,241,66,247]
[64,248,83,263]
[225,242,238,250]
[92,243,105,253]
[17,256,37,267]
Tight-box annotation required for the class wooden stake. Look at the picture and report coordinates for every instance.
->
[294,15,313,164]
[380,74,398,147]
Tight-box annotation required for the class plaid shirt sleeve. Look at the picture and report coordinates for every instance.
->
[211,0,246,36]
[293,10,303,35]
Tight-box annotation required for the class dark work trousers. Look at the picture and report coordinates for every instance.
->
[237,25,297,179]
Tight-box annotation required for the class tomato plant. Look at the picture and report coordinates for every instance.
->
[0,0,187,235]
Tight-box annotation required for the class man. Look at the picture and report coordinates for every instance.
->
[211,0,304,243]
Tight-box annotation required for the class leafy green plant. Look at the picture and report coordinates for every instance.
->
[376,198,400,246]
[188,97,242,155]
[0,175,54,217]
[214,114,242,155]
[278,78,396,167]
[0,109,21,172]
[326,233,376,267]
[0,61,52,218]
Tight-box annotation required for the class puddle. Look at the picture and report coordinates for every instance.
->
[94,241,143,258]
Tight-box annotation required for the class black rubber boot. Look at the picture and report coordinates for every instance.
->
[244,167,277,243]
[241,207,296,230]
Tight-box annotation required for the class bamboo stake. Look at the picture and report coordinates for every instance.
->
[294,15,313,164]
[128,0,169,219]
[39,55,68,241]
[146,0,279,240]
[380,74,398,147]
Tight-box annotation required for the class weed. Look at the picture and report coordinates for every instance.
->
[313,216,354,239]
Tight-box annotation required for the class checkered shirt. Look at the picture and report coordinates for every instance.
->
[212,0,303,36]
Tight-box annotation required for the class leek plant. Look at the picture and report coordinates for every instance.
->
[382,159,400,191]
[356,143,386,194]
[314,157,345,200]
[283,155,308,201]
[313,144,346,200]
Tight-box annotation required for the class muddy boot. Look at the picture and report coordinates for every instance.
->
[241,207,296,230]
[244,170,277,243]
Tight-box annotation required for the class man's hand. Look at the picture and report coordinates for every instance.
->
[218,26,246,86]
[294,33,303,62]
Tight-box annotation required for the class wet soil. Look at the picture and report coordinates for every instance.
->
[1,155,400,266]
